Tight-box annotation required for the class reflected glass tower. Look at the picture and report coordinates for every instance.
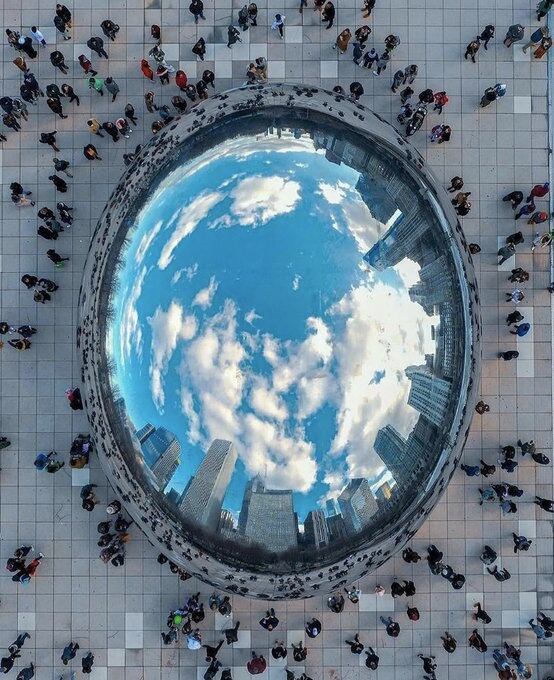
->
[405,365,452,427]
[138,425,180,490]
[304,509,330,548]
[242,486,298,552]
[178,439,237,532]
[338,478,378,535]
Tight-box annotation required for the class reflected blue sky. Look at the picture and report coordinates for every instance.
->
[107,128,448,545]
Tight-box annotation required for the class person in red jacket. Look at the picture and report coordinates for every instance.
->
[175,70,188,91]
[527,182,549,202]
[141,58,154,80]
[246,653,266,675]
[433,91,449,114]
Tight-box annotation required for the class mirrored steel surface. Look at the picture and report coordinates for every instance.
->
[79,85,480,598]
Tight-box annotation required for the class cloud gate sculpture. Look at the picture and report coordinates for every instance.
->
[78,84,481,599]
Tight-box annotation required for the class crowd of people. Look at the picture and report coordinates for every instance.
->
[1,0,554,678]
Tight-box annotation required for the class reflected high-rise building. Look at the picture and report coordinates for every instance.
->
[362,207,430,271]
[434,301,456,379]
[326,513,348,542]
[219,509,236,538]
[241,486,298,553]
[374,420,438,493]
[304,509,330,549]
[138,425,181,490]
[238,476,265,534]
[326,498,339,517]
[338,478,379,535]
[178,439,237,532]
[374,480,393,501]
[136,423,155,444]
[405,365,452,428]
[408,255,452,315]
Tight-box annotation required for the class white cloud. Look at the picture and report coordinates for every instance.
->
[328,281,435,480]
[135,221,163,265]
[292,274,301,291]
[192,276,218,310]
[250,376,288,422]
[245,309,261,325]
[147,300,198,410]
[119,266,148,364]
[158,192,221,270]
[230,175,301,226]
[185,263,198,280]
[317,181,346,205]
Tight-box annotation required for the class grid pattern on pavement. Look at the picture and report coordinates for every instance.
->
[0,0,553,678]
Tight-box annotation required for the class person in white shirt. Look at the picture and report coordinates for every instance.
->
[29,26,46,46]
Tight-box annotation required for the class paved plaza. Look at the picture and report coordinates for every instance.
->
[1,0,554,677]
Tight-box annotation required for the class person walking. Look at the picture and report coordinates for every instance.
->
[365,648,379,670]
[345,634,364,654]
[88,76,105,96]
[522,25,549,52]
[16,664,34,680]
[61,83,79,105]
[479,24,495,48]
[528,210,549,225]
[373,50,390,75]
[321,2,335,28]
[465,38,480,61]
[468,629,487,653]
[537,0,554,18]
[259,609,279,631]
[391,70,404,92]
[192,38,206,60]
[510,322,531,337]
[190,0,207,23]
[105,77,120,101]
[39,131,60,151]
[473,602,492,624]
[529,618,552,639]
[433,91,448,113]
[61,642,79,666]
[246,653,266,675]
[512,533,532,552]
[101,19,120,40]
[334,28,351,53]
[441,632,457,653]
[54,14,71,40]
[271,642,287,659]
[47,97,68,118]
[271,14,285,38]
[499,350,520,361]
[47,249,69,266]
[53,157,72,177]
[362,47,377,69]
[305,618,321,638]
[480,545,497,564]
[87,36,108,58]
[380,616,400,637]
[504,24,524,47]
[81,652,94,673]
[50,50,68,73]
[497,243,516,265]
[29,26,47,47]
[403,64,418,84]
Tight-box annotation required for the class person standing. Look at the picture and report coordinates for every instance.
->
[78,54,97,76]
[88,76,105,96]
[105,77,119,101]
[527,182,549,202]
[101,19,120,40]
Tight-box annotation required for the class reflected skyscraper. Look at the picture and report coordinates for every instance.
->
[238,476,265,534]
[326,498,339,517]
[338,478,378,535]
[179,439,237,532]
[138,425,181,490]
[136,423,155,444]
[362,207,429,270]
[405,365,452,427]
[304,509,329,548]
[242,486,298,552]
[374,420,438,493]
[326,514,348,542]
[219,509,236,538]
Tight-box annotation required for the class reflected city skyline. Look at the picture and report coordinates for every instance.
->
[104,117,465,563]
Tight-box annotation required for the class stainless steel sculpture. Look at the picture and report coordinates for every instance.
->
[78,84,481,599]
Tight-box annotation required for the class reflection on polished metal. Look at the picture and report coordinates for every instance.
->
[78,84,481,599]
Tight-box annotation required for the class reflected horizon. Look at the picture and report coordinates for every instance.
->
[103,119,466,567]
